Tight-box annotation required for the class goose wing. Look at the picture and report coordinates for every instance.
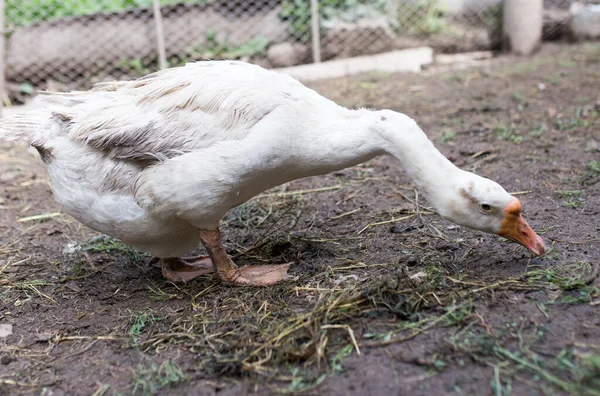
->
[45,61,308,161]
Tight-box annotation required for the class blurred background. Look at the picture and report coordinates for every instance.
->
[1,0,595,104]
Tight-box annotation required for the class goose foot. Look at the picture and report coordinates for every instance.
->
[161,257,213,283]
[228,263,296,286]
[199,228,297,287]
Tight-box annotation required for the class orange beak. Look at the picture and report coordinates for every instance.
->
[498,197,546,256]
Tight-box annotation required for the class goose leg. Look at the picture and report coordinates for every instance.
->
[199,228,295,286]
[161,257,213,283]
[181,254,212,264]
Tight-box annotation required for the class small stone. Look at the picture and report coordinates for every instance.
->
[395,345,430,364]
[0,324,12,338]
[0,171,20,182]
[0,355,12,365]
[435,242,459,251]
[570,2,600,40]
[62,242,81,255]
[538,82,546,90]
[585,139,599,152]
[36,332,54,342]
[267,43,309,68]
[459,142,494,156]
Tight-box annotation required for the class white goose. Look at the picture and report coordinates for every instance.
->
[0,61,546,286]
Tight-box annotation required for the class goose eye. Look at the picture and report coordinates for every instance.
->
[480,204,492,213]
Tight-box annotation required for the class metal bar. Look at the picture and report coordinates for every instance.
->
[0,0,5,114]
[310,0,321,63]
[152,0,167,69]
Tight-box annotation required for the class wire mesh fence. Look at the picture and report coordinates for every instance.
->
[2,0,585,102]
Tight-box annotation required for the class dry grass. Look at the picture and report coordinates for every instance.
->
[1,43,600,394]
[2,164,600,394]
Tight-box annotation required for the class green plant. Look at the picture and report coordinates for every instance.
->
[563,196,584,209]
[559,59,577,68]
[579,354,600,391]
[226,37,269,59]
[81,235,146,265]
[512,91,528,112]
[556,113,590,130]
[116,58,153,77]
[331,344,354,374]
[417,1,448,35]
[530,123,547,138]
[587,160,600,174]
[494,125,523,143]
[279,0,315,38]
[190,31,268,60]
[129,310,160,343]
[523,262,599,304]
[286,367,327,393]
[556,190,584,209]
[549,72,562,85]
[393,0,448,35]
[279,0,386,39]
[440,130,456,143]
[480,3,502,33]
[512,91,527,104]
[6,0,212,26]
[555,190,581,197]
[132,359,186,395]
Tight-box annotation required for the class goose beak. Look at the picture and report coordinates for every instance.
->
[498,197,546,256]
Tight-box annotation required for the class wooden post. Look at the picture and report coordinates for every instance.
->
[0,0,5,115]
[310,0,321,63]
[152,0,167,69]
[503,0,543,55]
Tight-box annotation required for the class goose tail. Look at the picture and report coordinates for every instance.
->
[0,110,56,148]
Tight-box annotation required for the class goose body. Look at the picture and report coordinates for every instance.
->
[0,61,546,285]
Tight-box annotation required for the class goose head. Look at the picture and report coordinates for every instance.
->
[435,172,546,256]
[372,110,546,256]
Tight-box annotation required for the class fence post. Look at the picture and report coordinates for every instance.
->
[152,0,167,69]
[310,0,321,63]
[0,0,5,115]
[503,0,543,55]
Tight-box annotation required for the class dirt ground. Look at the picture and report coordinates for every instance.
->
[1,43,599,396]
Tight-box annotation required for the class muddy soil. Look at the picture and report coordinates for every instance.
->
[1,43,599,396]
